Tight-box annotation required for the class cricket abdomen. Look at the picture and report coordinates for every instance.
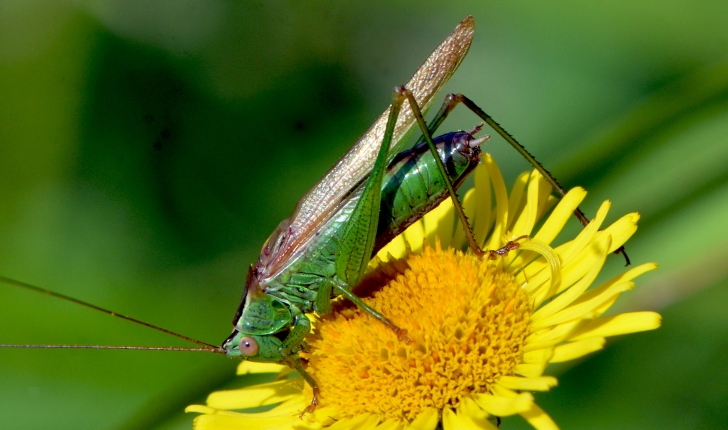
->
[374,130,483,252]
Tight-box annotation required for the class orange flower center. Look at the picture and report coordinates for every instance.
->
[302,243,532,422]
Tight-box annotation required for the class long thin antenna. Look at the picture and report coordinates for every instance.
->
[0,275,224,354]
[0,344,222,352]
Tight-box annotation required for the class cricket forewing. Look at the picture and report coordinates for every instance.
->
[258,17,475,279]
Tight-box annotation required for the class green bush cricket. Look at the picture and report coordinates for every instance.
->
[0,16,623,415]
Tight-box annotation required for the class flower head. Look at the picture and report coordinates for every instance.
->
[187,154,660,430]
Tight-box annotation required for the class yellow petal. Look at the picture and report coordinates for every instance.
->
[520,403,559,430]
[544,260,658,318]
[443,406,498,430]
[577,263,658,314]
[535,179,556,222]
[523,348,554,364]
[513,362,548,378]
[594,212,640,251]
[442,408,464,430]
[403,219,426,253]
[191,399,312,430]
[430,198,462,248]
[206,379,301,409]
[578,263,656,319]
[532,187,586,246]
[527,319,582,345]
[404,408,439,430]
[497,376,558,391]
[570,312,662,340]
[517,239,562,306]
[459,397,497,429]
[591,294,620,317]
[328,413,380,430]
[544,230,612,297]
[237,361,286,375]
[426,198,455,249]
[531,236,609,319]
[472,163,493,247]
[376,418,405,430]
[510,170,543,239]
[472,392,533,416]
[483,154,509,251]
[524,320,585,353]
[311,406,340,425]
[376,233,407,262]
[557,200,610,265]
[528,226,620,298]
[550,337,606,363]
[186,405,219,415]
[193,414,281,430]
[529,281,633,332]
[536,212,639,297]
[506,171,530,232]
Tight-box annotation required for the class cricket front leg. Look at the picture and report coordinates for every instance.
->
[333,282,411,344]
[280,313,311,357]
[283,355,321,418]
[279,315,320,416]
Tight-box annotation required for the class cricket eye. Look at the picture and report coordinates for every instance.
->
[239,336,259,356]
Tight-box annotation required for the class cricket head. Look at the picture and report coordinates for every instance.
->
[223,265,293,360]
[222,329,284,361]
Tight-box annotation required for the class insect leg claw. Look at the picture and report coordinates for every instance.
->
[395,328,412,344]
[299,391,320,419]
[487,235,531,260]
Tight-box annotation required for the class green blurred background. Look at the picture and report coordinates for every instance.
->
[1,1,727,429]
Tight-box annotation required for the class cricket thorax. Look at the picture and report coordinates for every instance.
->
[236,288,293,335]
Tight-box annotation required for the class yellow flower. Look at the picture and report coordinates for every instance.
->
[187,154,661,430]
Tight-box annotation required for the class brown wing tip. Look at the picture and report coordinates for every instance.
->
[437,16,475,66]
[460,15,475,30]
[455,16,475,40]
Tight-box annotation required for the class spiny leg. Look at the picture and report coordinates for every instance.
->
[398,86,485,258]
[415,93,630,266]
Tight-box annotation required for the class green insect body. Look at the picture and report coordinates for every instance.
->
[218,20,480,409]
[223,129,485,357]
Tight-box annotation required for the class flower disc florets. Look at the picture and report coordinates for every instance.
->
[303,243,531,421]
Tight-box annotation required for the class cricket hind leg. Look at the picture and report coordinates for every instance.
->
[397,86,485,258]
[415,93,630,266]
